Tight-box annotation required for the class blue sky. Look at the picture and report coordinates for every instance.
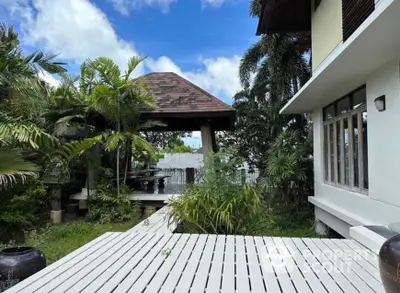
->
[0,0,259,105]
[0,0,259,147]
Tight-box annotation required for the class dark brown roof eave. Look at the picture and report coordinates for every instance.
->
[256,0,311,35]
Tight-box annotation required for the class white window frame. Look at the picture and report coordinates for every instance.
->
[323,103,368,195]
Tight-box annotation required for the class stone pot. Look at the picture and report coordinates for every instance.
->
[0,247,46,281]
[380,235,400,293]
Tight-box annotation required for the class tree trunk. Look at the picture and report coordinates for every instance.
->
[116,96,121,196]
[123,139,132,185]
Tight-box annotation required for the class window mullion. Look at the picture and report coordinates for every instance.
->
[327,123,332,183]
[348,115,354,188]
[333,122,338,184]
[340,119,345,185]
[358,112,364,190]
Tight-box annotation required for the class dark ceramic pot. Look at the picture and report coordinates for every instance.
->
[0,247,46,281]
[380,235,400,293]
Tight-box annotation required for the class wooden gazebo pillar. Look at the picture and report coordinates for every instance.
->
[200,124,217,161]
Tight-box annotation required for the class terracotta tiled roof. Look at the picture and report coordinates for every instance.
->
[141,72,234,114]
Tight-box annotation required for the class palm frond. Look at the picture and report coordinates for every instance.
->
[103,132,126,152]
[124,56,146,80]
[0,149,39,188]
[239,38,265,87]
[58,135,103,165]
[0,112,59,149]
[132,134,156,158]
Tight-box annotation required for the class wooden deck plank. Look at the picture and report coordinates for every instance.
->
[221,235,235,293]
[60,232,148,293]
[281,238,329,293]
[4,232,117,293]
[114,234,181,292]
[96,233,172,293]
[128,206,176,234]
[69,233,158,293]
[322,239,383,293]
[17,233,123,293]
[173,234,208,292]
[235,235,251,293]
[332,240,380,280]
[35,232,141,293]
[127,234,187,293]
[264,237,297,293]
[244,236,266,293]
[253,236,282,293]
[5,232,388,293]
[155,234,199,293]
[205,235,225,293]
[312,238,377,293]
[342,239,380,268]
[302,238,360,293]
[291,238,343,293]
[272,237,313,293]
[190,235,217,293]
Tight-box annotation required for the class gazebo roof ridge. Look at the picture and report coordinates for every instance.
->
[139,72,234,114]
[138,71,236,131]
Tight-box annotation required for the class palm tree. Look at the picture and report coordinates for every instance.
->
[0,23,67,118]
[55,57,158,195]
[0,23,66,187]
[239,33,311,98]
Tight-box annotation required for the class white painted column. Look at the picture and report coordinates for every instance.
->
[200,124,214,161]
[315,220,329,236]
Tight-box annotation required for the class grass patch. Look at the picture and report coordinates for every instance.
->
[245,217,318,237]
[15,221,138,264]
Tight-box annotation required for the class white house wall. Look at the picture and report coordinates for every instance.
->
[366,59,400,207]
[312,58,400,236]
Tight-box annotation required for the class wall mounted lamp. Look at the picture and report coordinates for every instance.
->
[374,95,386,112]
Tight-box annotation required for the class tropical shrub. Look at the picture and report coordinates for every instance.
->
[169,154,262,234]
[265,129,313,213]
[88,183,139,224]
[0,179,49,242]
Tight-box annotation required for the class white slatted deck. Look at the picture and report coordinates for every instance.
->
[5,233,384,293]
[127,205,177,234]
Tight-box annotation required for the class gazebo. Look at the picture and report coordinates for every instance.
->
[140,72,236,158]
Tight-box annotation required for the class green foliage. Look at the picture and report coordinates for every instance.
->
[163,144,193,154]
[143,132,192,149]
[0,179,48,241]
[51,57,158,194]
[0,149,39,188]
[88,182,140,224]
[169,154,262,234]
[266,130,313,212]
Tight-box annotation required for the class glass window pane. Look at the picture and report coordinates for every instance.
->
[336,96,350,115]
[330,123,335,182]
[337,121,341,184]
[352,87,366,109]
[362,110,368,189]
[344,118,349,186]
[353,114,359,187]
[324,104,335,121]
[324,125,328,181]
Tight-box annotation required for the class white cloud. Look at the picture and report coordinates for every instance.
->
[146,55,241,100]
[38,71,60,87]
[2,0,143,74]
[107,0,177,15]
[201,0,232,8]
[0,0,241,101]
